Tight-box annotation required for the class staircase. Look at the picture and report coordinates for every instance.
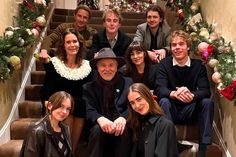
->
[0,8,222,157]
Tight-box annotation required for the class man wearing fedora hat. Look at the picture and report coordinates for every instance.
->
[83,47,133,157]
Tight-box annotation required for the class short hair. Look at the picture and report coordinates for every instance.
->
[74,5,91,19]
[47,91,74,114]
[146,4,165,26]
[102,8,123,23]
[170,30,192,48]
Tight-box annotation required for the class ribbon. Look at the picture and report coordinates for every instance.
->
[220,81,236,101]
[202,45,214,63]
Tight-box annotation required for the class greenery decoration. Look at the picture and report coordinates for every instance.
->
[0,0,50,81]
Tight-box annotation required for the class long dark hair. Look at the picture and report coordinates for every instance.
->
[57,28,86,67]
[124,41,150,76]
[127,83,164,141]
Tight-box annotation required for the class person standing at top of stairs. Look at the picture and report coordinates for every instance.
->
[39,4,97,62]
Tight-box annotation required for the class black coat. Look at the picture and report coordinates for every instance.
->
[20,116,72,157]
[83,76,133,124]
[87,29,132,59]
[131,115,179,157]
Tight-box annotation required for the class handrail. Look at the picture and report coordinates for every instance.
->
[0,2,55,143]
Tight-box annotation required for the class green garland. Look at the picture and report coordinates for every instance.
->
[0,0,50,81]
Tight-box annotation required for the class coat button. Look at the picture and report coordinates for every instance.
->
[145,140,148,144]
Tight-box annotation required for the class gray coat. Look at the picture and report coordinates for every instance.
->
[133,21,171,52]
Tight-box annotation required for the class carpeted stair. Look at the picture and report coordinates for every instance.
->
[0,8,222,157]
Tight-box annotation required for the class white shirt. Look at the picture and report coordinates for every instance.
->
[172,56,191,67]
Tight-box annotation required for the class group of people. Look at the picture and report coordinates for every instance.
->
[20,3,214,157]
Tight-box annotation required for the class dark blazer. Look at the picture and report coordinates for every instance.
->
[131,115,179,157]
[83,76,133,124]
[20,116,72,157]
[87,29,132,59]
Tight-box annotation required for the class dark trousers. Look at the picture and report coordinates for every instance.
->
[88,124,132,157]
[159,98,214,144]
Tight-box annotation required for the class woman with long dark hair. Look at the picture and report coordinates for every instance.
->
[127,83,179,157]
[122,41,157,90]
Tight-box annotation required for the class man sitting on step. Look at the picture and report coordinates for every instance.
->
[155,30,214,157]
[87,8,132,60]
[39,5,97,61]
[133,4,171,63]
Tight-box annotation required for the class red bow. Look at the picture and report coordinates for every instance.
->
[220,81,236,101]
[202,45,214,63]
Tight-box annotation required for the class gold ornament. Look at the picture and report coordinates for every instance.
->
[9,56,21,70]
[208,59,219,68]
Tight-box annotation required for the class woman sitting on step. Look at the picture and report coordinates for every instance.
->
[127,83,179,157]
[40,28,93,156]
[121,40,158,91]
[20,91,73,157]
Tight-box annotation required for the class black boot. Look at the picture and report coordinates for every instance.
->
[177,142,193,153]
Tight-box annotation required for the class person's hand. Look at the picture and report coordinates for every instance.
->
[39,49,50,63]
[175,87,194,103]
[152,49,166,61]
[147,50,159,63]
[148,49,167,63]
[97,116,115,134]
[113,117,126,136]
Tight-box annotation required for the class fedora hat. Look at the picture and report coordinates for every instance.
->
[90,47,125,69]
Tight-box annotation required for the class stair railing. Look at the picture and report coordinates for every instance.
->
[0,2,55,144]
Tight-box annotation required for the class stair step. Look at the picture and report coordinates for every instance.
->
[25,85,42,101]
[179,141,222,157]
[0,140,23,157]
[10,118,39,140]
[49,22,137,34]
[176,124,198,141]
[52,14,145,26]
[36,60,44,71]
[54,9,146,19]
[31,71,45,84]
[18,101,42,118]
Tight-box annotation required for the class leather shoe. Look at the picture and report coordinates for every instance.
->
[177,142,193,153]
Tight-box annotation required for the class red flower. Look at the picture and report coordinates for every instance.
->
[220,81,236,101]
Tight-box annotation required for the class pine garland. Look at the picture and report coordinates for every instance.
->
[0,0,50,81]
